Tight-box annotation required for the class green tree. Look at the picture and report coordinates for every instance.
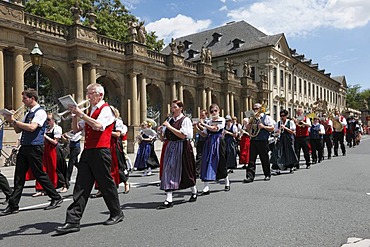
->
[24,0,164,50]
[346,84,362,109]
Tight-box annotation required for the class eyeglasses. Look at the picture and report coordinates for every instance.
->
[210,110,218,113]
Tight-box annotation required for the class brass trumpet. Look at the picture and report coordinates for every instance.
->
[57,100,90,121]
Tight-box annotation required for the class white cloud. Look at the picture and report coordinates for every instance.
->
[219,6,228,11]
[225,0,370,37]
[146,14,212,44]
[220,0,226,3]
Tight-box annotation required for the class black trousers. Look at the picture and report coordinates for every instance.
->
[9,145,61,208]
[0,172,12,199]
[195,140,205,177]
[67,146,81,181]
[310,139,323,162]
[66,148,122,224]
[294,136,311,166]
[247,140,270,178]
[323,134,333,158]
[333,131,346,155]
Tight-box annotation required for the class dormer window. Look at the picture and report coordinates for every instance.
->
[232,38,245,49]
[187,49,199,59]
[212,32,222,42]
[183,40,192,50]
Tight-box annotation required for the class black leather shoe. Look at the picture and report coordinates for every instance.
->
[189,193,197,202]
[343,153,346,156]
[103,211,124,225]
[0,205,19,216]
[264,176,271,181]
[328,156,332,159]
[224,186,230,191]
[306,165,311,169]
[55,223,80,234]
[44,198,63,210]
[243,177,254,183]
[200,190,210,196]
[333,154,338,157]
[156,200,173,210]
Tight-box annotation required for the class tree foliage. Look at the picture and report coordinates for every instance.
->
[346,84,370,110]
[24,0,164,50]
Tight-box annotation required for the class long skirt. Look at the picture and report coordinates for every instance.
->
[200,133,228,181]
[160,140,196,191]
[271,133,298,170]
[134,141,159,171]
[239,134,250,164]
[224,135,237,169]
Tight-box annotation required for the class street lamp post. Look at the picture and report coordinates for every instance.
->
[30,43,43,94]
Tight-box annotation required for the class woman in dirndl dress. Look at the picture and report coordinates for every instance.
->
[239,118,250,169]
[199,104,230,195]
[133,121,159,176]
[270,109,297,174]
[223,115,238,173]
[156,100,197,209]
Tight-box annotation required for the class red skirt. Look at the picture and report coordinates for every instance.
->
[35,142,58,190]
[239,134,250,164]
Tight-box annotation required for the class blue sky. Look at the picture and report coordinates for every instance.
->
[122,0,370,90]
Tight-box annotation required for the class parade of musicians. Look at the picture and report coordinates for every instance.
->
[1,1,370,246]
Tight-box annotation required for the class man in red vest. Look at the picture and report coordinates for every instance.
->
[321,113,333,159]
[56,83,123,234]
[293,108,311,169]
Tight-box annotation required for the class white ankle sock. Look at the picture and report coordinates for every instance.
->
[203,182,209,192]
[165,191,173,202]
[190,186,197,194]
[225,176,230,186]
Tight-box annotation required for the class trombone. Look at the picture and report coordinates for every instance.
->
[57,99,90,121]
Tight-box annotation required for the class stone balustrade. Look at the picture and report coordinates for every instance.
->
[184,60,197,71]
[147,50,166,64]
[97,35,125,53]
[24,13,68,38]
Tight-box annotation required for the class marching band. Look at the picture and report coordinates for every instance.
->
[0,86,366,234]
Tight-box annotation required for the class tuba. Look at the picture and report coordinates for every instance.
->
[248,104,267,138]
[332,116,344,132]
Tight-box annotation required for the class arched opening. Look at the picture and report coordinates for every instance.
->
[183,89,194,117]
[147,83,163,125]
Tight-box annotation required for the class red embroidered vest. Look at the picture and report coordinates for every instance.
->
[325,119,333,135]
[296,116,309,137]
[84,103,114,149]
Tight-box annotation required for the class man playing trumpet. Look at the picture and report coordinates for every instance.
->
[293,108,311,169]
[0,88,63,216]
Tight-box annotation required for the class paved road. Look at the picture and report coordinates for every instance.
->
[0,136,370,247]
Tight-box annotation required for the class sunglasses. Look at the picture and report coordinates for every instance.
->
[210,110,218,113]
[280,115,287,117]
[253,108,259,110]
[47,118,51,121]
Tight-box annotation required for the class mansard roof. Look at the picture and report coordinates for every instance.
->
[162,20,285,59]
[332,76,348,88]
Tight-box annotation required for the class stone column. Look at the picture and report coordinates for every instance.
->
[171,82,177,101]
[178,83,183,102]
[245,97,249,112]
[202,89,207,109]
[13,50,24,109]
[140,75,147,122]
[130,73,139,126]
[225,93,230,116]
[207,88,212,107]
[230,93,234,117]
[0,47,4,110]
[89,64,96,84]
[249,97,253,109]
[74,61,84,103]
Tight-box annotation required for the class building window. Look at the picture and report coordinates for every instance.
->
[273,105,277,120]
[316,85,319,100]
[308,82,311,96]
[251,67,255,80]
[320,87,322,99]
[304,80,307,95]
[273,68,277,85]
[299,78,302,94]
[293,76,297,92]
[288,74,292,90]
[280,70,284,87]
[312,84,315,99]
